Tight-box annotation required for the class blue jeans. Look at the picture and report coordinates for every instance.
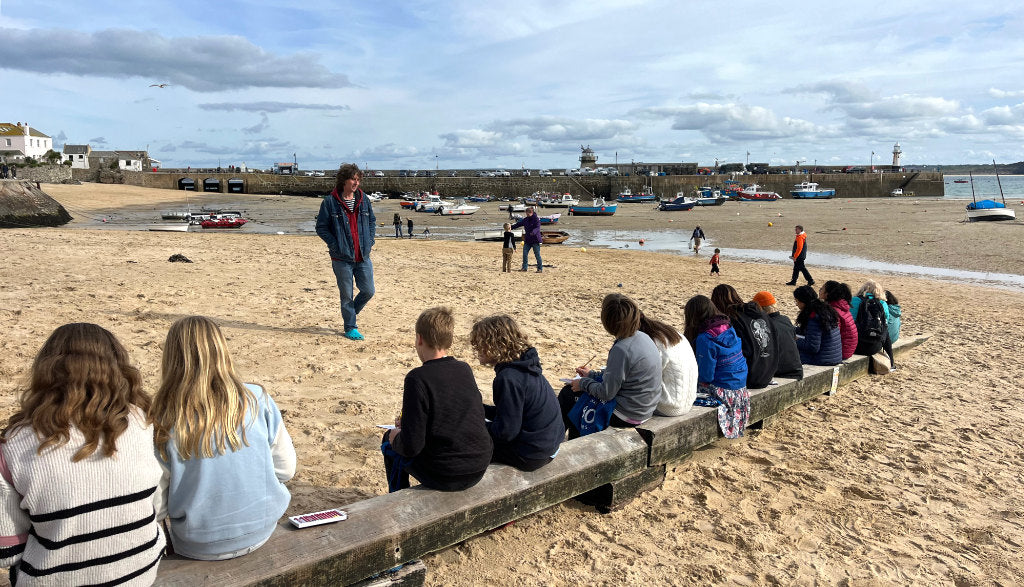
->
[331,259,375,330]
[522,242,542,271]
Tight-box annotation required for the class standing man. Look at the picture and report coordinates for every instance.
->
[511,206,543,272]
[407,217,414,239]
[690,225,705,254]
[786,225,814,286]
[316,163,376,341]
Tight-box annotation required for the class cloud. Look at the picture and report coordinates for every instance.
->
[492,116,636,142]
[351,143,423,161]
[89,136,107,145]
[0,27,351,92]
[243,113,270,135]
[52,131,68,149]
[789,81,877,104]
[198,102,351,113]
[635,103,825,143]
[988,88,1024,99]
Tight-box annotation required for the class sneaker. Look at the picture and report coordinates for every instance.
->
[518,268,528,272]
[784,282,797,286]
[536,268,543,273]
[342,328,364,341]
[807,281,815,286]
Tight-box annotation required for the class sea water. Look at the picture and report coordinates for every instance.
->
[942,174,1024,201]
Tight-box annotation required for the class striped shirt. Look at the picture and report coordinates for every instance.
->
[0,409,165,585]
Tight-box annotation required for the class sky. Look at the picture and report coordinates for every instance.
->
[2,0,1023,170]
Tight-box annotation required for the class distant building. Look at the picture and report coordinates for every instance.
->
[274,162,296,175]
[63,144,92,169]
[87,149,154,171]
[0,122,52,162]
[580,145,597,169]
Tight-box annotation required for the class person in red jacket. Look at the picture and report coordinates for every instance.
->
[819,280,858,359]
[785,225,814,286]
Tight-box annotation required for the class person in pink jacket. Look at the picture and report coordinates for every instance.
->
[819,280,858,360]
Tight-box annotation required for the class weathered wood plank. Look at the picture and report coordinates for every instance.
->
[155,428,649,586]
[576,464,667,513]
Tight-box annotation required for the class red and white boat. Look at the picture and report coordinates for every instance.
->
[735,184,781,201]
[201,216,248,229]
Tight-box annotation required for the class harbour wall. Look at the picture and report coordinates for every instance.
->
[69,168,945,199]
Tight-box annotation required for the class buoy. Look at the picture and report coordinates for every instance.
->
[580,247,586,252]
[768,222,773,227]
[843,227,847,230]
[639,238,645,246]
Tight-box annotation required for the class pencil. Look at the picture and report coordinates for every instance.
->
[582,354,597,368]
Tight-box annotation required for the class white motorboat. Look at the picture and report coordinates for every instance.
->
[474,227,524,241]
[415,194,456,212]
[438,200,480,215]
[148,223,189,232]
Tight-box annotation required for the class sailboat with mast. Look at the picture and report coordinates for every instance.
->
[965,162,1016,222]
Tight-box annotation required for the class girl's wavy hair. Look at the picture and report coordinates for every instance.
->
[1,323,149,461]
[683,295,724,347]
[710,284,745,319]
[469,315,531,365]
[150,316,256,461]
[601,293,642,339]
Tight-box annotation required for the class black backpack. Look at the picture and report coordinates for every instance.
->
[854,295,887,355]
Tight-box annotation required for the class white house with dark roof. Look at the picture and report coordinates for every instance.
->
[0,122,52,162]
[87,150,154,171]
[62,144,92,169]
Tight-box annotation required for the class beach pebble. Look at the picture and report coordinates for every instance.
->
[618,283,623,287]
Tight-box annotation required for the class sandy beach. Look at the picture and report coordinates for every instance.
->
[2,182,1023,585]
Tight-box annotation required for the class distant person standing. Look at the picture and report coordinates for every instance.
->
[786,225,814,286]
[501,222,517,272]
[393,213,403,238]
[315,163,376,341]
[407,217,414,239]
[511,206,543,272]
[690,225,705,254]
[1,163,8,179]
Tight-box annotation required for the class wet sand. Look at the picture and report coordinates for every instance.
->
[2,183,1022,585]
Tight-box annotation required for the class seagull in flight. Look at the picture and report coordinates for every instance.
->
[149,83,170,88]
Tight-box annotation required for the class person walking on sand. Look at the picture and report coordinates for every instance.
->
[407,217,414,239]
[786,225,814,286]
[393,213,403,238]
[511,206,543,272]
[690,225,705,254]
[315,163,376,341]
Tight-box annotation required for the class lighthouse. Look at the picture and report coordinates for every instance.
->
[892,142,902,168]
[579,145,597,170]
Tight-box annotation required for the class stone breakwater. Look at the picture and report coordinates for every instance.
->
[69,168,944,199]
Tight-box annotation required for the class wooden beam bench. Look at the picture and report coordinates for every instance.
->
[152,334,929,586]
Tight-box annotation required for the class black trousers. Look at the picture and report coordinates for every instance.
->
[791,258,813,283]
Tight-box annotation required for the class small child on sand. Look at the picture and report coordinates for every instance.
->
[710,248,721,275]
[384,307,492,491]
[501,223,517,272]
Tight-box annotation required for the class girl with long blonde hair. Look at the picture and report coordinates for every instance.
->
[0,323,165,585]
[150,316,295,561]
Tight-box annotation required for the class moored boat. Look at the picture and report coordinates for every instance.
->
[473,228,524,241]
[148,223,189,232]
[966,165,1016,222]
[790,181,836,199]
[438,199,480,215]
[735,184,781,201]
[538,213,561,225]
[541,230,570,244]
[200,216,247,229]
[617,186,657,202]
[569,198,617,216]
[658,196,696,211]
[539,193,579,208]
[691,187,728,206]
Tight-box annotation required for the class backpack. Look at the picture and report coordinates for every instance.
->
[854,295,887,355]
[730,302,780,389]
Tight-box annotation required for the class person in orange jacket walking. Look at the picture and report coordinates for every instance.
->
[785,225,814,286]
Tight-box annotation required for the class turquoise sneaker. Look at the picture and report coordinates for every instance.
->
[343,328,364,341]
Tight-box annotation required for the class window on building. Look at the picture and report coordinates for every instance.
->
[78,155,84,159]
[4,139,9,146]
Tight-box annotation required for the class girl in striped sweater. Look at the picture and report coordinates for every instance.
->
[0,323,165,586]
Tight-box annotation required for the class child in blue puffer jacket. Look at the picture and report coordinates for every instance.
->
[793,285,842,366]
[684,295,749,439]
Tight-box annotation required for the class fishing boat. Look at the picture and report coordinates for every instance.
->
[966,166,1016,222]
[538,213,561,225]
[539,193,579,208]
[438,200,480,215]
[200,216,248,229]
[541,230,570,244]
[415,194,456,212]
[569,198,617,216]
[473,228,524,241]
[735,184,781,201]
[498,203,527,213]
[658,195,696,211]
[617,186,657,202]
[790,181,836,199]
[692,187,728,206]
